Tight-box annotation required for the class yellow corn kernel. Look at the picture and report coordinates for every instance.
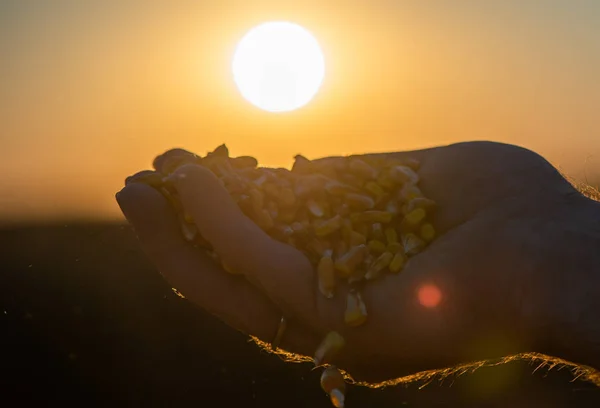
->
[230,155,258,169]
[318,250,336,299]
[314,215,343,237]
[403,233,425,256]
[367,240,387,254]
[325,180,359,196]
[314,331,346,366]
[420,223,436,242]
[365,251,393,280]
[266,201,279,219]
[334,245,366,277]
[344,290,368,327]
[387,242,403,253]
[353,222,369,236]
[389,252,406,273]
[263,183,279,198]
[349,231,367,246]
[385,199,400,215]
[376,170,396,190]
[344,193,375,211]
[306,239,331,257]
[350,211,393,224]
[364,181,386,197]
[349,158,376,179]
[340,218,353,242]
[248,188,264,214]
[278,187,296,207]
[399,184,423,202]
[401,197,437,215]
[125,170,165,187]
[389,165,420,185]
[371,223,384,241]
[307,199,325,217]
[384,226,398,244]
[277,205,299,223]
[403,208,427,227]
[320,366,346,408]
[255,208,274,230]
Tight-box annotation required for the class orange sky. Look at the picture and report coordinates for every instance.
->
[1,1,599,224]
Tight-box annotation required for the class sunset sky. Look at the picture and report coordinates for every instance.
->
[1,1,599,223]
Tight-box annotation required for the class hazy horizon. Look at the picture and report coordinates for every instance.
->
[1,1,599,223]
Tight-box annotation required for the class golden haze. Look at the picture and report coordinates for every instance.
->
[1,1,599,224]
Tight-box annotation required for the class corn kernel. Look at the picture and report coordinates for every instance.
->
[350,211,393,224]
[125,170,165,187]
[399,184,423,202]
[403,208,427,227]
[248,188,264,214]
[291,154,313,174]
[306,239,331,257]
[364,181,386,198]
[344,290,368,327]
[384,226,398,244]
[371,223,384,241]
[334,240,348,260]
[420,223,436,242]
[267,201,279,219]
[279,187,296,207]
[376,170,396,190]
[349,231,367,246]
[344,193,375,211]
[402,197,437,214]
[325,180,359,196]
[318,250,336,298]
[367,239,387,254]
[320,366,346,408]
[334,245,366,277]
[353,222,369,236]
[365,251,393,280]
[314,331,346,366]
[307,199,325,217]
[387,242,403,253]
[403,233,425,256]
[389,165,419,185]
[315,215,343,237]
[385,199,400,215]
[256,208,274,230]
[389,252,406,273]
[349,158,376,179]
[230,155,258,169]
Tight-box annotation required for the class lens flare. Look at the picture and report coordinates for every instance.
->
[417,284,442,308]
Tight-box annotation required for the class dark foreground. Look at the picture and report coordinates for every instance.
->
[1,221,599,407]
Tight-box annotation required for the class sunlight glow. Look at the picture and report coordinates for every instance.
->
[232,21,325,112]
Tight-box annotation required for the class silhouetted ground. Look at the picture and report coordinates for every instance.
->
[1,221,599,407]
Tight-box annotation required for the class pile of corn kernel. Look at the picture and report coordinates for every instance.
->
[128,144,437,407]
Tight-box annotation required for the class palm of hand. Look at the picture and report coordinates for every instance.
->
[117,141,588,382]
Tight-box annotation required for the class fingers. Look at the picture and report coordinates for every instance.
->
[164,164,322,330]
[115,181,318,355]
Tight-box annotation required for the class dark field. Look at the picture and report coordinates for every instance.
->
[1,222,599,407]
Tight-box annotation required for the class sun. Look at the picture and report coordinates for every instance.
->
[232,21,325,113]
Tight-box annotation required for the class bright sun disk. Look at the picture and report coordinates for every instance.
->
[232,21,325,113]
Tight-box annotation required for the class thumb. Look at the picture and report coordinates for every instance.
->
[166,163,321,329]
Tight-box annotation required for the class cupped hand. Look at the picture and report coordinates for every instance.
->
[116,141,600,382]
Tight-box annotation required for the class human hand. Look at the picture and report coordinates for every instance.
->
[116,141,600,382]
